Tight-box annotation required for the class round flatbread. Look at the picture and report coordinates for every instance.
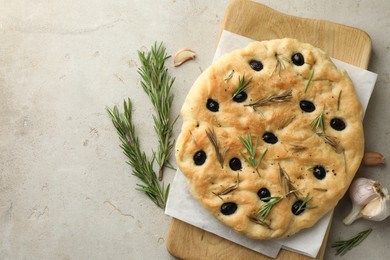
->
[175,38,364,239]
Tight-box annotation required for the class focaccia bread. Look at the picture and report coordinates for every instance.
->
[175,38,364,239]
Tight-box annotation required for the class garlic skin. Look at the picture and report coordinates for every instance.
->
[343,177,390,225]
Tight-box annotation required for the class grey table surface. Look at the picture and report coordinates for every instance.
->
[0,0,389,259]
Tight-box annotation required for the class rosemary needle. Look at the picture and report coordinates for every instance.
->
[304,68,314,93]
[106,99,170,209]
[138,42,177,181]
[332,228,372,256]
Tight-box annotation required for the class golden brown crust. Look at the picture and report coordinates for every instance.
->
[175,38,364,239]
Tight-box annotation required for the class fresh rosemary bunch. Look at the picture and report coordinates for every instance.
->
[107,99,170,209]
[138,42,177,181]
[331,228,372,256]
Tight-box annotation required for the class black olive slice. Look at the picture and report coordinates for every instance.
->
[229,157,242,171]
[330,118,346,131]
[233,92,248,103]
[249,59,263,71]
[292,53,305,66]
[221,202,237,215]
[257,188,271,202]
[262,132,278,144]
[313,165,326,180]
[206,98,219,112]
[299,100,316,112]
[292,200,305,215]
[193,150,207,165]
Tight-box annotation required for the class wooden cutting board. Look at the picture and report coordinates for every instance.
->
[166,0,372,259]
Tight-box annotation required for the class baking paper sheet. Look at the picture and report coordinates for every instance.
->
[165,30,377,258]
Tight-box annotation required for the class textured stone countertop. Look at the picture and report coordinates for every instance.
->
[1,1,389,259]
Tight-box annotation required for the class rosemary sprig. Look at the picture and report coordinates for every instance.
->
[232,73,252,98]
[247,90,292,108]
[272,54,288,76]
[311,111,324,132]
[304,69,314,93]
[296,193,317,213]
[138,42,177,181]
[106,99,170,209]
[332,228,372,256]
[278,115,296,130]
[317,132,343,153]
[238,133,267,176]
[212,173,240,200]
[279,164,300,198]
[257,196,282,222]
[206,128,226,168]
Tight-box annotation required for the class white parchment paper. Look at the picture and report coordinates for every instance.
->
[165,30,377,258]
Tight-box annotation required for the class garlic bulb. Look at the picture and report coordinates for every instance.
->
[343,177,390,225]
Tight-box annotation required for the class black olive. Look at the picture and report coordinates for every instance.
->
[257,188,271,202]
[330,118,346,131]
[313,165,326,180]
[292,53,305,66]
[262,132,278,144]
[229,157,242,171]
[206,98,219,112]
[249,59,263,71]
[220,202,237,215]
[292,200,305,215]
[299,100,316,112]
[193,150,207,165]
[233,92,248,103]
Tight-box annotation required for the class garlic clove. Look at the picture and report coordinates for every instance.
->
[361,194,390,221]
[173,48,196,67]
[362,152,385,166]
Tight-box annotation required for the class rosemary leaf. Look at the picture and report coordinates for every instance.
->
[331,228,372,256]
[337,90,342,110]
[137,42,176,180]
[106,99,169,209]
[232,73,253,98]
[304,69,314,93]
[313,188,327,192]
[224,70,235,81]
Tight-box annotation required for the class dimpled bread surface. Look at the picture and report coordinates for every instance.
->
[175,38,364,239]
